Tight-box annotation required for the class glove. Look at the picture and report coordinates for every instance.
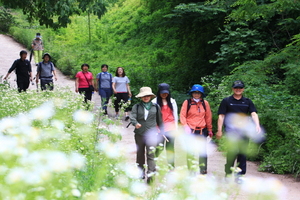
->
[208,131,213,138]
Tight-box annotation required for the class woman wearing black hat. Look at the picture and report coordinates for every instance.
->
[152,83,178,168]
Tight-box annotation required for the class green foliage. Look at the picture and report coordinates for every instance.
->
[0,6,15,32]
[0,0,115,29]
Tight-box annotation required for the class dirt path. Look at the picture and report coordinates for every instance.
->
[1,34,299,199]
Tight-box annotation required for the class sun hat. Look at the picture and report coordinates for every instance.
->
[158,83,170,94]
[189,84,205,97]
[36,33,41,38]
[136,87,156,98]
[232,80,245,88]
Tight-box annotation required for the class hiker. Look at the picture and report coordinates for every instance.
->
[112,67,132,120]
[31,33,44,66]
[180,84,213,175]
[4,50,32,92]
[152,83,178,168]
[216,80,261,178]
[96,64,113,115]
[75,64,95,103]
[35,53,57,91]
[129,86,164,184]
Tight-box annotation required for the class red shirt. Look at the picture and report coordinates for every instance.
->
[161,104,176,132]
[76,71,93,88]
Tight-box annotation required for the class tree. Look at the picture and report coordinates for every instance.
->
[0,0,114,29]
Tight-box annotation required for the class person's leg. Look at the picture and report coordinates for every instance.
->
[38,50,43,63]
[155,134,165,157]
[135,134,146,178]
[165,134,175,168]
[114,93,121,115]
[198,129,208,174]
[17,80,30,92]
[33,50,39,65]
[99,88,107,109]
[237,138,249,175]
[40,79,47,91]
[225,141,238,176]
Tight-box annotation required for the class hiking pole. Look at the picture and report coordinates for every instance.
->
[162,135,169,142]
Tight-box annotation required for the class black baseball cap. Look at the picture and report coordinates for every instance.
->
[232,80,245,88]
[158,83,170,94]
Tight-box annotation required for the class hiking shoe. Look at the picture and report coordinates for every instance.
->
[114,114,119,119]
[125,115,130,121]
[200,170,207,175]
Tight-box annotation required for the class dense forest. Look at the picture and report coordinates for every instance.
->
[1,0,300,176]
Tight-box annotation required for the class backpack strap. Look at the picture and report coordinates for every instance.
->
[186,98,206,116]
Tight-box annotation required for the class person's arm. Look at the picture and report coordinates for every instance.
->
[251,112,261,133]
[96,78,99,91]
[112,82,117,94]
[126,83,132,97]
[75,77,79,93]
[129,104,141,128]
[216,114,225,139]
[53,70,57,81]
[4,61,17,79]
[204,101,213,137]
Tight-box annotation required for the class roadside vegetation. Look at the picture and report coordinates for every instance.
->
[1,0,300,182]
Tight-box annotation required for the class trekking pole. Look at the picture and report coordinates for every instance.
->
[162,135,169,142]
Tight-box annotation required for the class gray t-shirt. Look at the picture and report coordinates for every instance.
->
[112,76,130,92]
[96,72,112,88]
[37,62,54,80]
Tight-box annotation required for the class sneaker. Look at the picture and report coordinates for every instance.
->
[104,110,108,115]
[125,115,130,121]
[114,114,119,119]
[200,170,207,175]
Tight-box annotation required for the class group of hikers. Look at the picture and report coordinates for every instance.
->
[3,33,261,185]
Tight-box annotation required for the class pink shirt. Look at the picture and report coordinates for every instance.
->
[161,105,176,132]
[76,71,93,88]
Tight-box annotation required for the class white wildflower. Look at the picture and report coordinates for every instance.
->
[73,110,94,124]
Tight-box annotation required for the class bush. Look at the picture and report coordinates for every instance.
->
[0,7,15,32]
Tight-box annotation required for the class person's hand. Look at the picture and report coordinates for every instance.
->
[54,76,57,81]
[75,88,78,93]
[184,125,191,134]
[135,123,142,129]
[208,131,213,138]
[30,77,33,82]
[216,130,223,140]
[256,125,261,134]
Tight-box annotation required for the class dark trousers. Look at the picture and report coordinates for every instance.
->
[135,134,157,174]
[99,88,112,110]
[79,88,92,103]
[225,137,249,175]
[17,80,30,92]
[187,129,208,173]
[40,79,54,91]
[114,93,129,112]
[156,132,175,167]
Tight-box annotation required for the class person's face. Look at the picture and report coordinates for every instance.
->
[20,53,27,60]
[102,66,108,72]
[233,87,244,95]
[117,68,123,76]
[82,66,89,72]
[192,91,202,99]
[160,93,169,99]
[43,55,50,62]
[141,95,152,103]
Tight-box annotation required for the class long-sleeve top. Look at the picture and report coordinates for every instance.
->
[152,97,178,130]
[130,102,164,136]
[180,98,212,132]
[8,59,32,81]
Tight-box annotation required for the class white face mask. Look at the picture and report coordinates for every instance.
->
[193,98,200,102]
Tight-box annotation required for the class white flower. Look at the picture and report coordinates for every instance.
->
[29,101,55,121]
[97,140,121,158]
[69,152,85,169]
[130,181,147,195]
[71,189,81,197]
[73,110,94,124]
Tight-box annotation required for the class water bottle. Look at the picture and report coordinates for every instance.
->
[128,97,131,104]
